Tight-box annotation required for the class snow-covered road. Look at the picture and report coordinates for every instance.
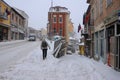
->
[0,40,120,80]
[0,41,40,72]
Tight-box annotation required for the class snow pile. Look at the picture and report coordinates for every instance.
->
[0,40,120,80]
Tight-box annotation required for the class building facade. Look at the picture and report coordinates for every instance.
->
[11,7,29,39]
[0,0,29,41]
[47,6,70,40]
[86,0,120,71]
[68,19,74,37]
[82,5,92,57]
[0,0,11,41]
[10,7,25,40]
[13,8,29,38]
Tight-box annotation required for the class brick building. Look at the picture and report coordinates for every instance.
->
[86,0,120,71]
[47,6,70,40]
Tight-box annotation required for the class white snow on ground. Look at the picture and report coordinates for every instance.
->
[0,40,120,80]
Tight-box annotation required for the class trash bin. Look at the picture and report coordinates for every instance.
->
[79,43,84,55]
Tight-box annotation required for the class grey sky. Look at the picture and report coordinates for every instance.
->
[4,0,88,32]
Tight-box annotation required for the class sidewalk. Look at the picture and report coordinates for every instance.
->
[0,40,27,47]
[0,39,120,80]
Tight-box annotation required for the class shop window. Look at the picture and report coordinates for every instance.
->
[117,24,120,35]
[107,26,114,37]
[100,30,104,38]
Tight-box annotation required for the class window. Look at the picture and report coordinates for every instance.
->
[0,6,1,14]
[16,16,18,23]
[53,15,57,23]
[59,28,62,36]
[56,8,59,11]
[12,13,14,21]
[54,28,56,34]
[91,9,94,24]
[106,0,112,7]
[3,12,8,19]
[94,5,97,20]
[117,24,120,35]
[99,0,103,15]
[53,16,56,23]
[19,19,21,25]
[59,17,62,23]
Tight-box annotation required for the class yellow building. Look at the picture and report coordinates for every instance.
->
[0,0,11,41]
[68,19,74,37]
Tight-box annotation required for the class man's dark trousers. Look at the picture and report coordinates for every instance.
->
[42,49,47,60]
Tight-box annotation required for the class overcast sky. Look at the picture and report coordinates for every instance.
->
[4,0,88,32]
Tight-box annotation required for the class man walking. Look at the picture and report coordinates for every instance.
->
[41,39,50,60]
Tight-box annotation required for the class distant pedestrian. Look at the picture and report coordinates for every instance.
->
[41,39,50,60]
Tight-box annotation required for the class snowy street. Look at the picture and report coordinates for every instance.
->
[0,40,40,72]
[0,40,120,80]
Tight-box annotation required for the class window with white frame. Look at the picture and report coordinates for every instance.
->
[53,15,57,23]
[59,15,63,23]
[106,0,112,7]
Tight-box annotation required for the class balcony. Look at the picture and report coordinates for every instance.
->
[0,12,8,20]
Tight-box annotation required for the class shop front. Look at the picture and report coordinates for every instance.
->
[11,26,18,40]
[104,10,120,71]
[0,25,8,41]
[18,29,25,40]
